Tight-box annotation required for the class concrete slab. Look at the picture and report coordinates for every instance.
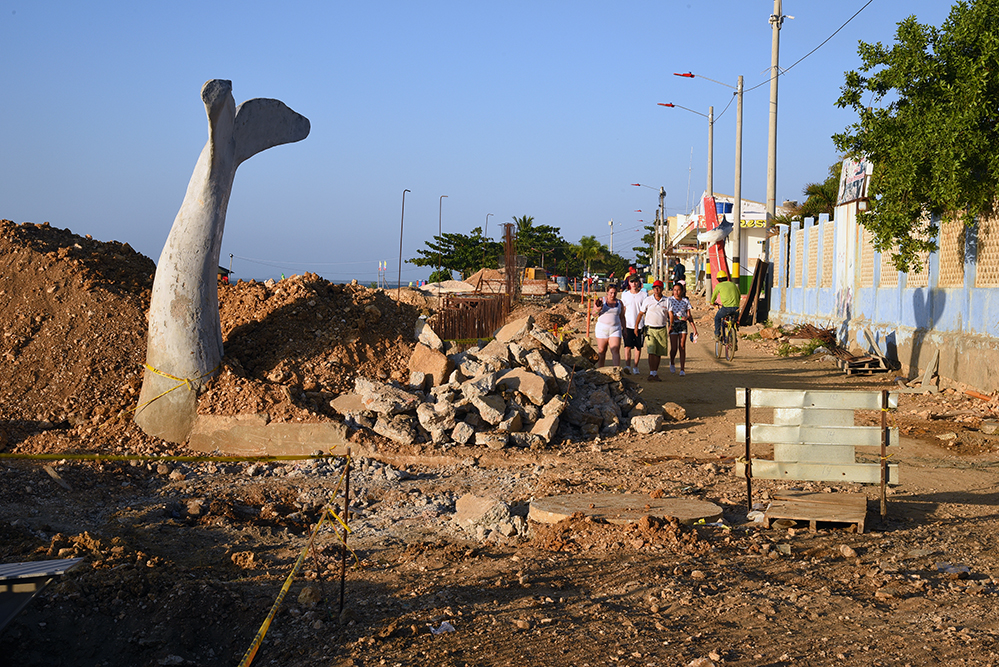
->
[188,416,351,456]
[529,493,722,526]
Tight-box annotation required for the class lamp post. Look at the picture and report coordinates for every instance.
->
[437,194,448,299]
[764,0,789,264]
[675,71,742,292]
[482,213,493,269]
[658,102,714,206]
[608,219,614,254]
[632,184,666,281]
[397,188,411,302]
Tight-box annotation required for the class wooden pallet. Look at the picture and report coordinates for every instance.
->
[763,491,868,533]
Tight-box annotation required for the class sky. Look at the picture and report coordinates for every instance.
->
[1,1,955,283]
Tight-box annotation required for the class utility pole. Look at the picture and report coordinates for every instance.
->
[608,219,614,254]
[733,75,743,292]
[707,106,714,202]
[659,187,666,279]
[764,0,785,264]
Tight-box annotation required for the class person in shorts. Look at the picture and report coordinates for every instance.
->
[591,284,626,367]
[619,274,647,375]
[637,280,669,381]
[666,282,698,376]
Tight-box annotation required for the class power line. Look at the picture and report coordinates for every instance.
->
[744,0,877,95]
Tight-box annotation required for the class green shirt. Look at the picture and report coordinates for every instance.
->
[711,280,741,308]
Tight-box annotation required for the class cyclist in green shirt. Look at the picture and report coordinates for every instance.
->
[711,271,741,340]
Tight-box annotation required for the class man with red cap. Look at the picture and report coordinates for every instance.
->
[636,279,669,381]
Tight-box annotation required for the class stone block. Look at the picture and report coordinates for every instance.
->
[662,401,687,422]
[497,368,547,406]
[451,421,475,444]
[416,401,457,431]
[355,377,421,415]
[373,414,418,444]
[471,394,507,425]
[475,432,508,450]
[454,493,512,533]
[631,414,663,434]
[415,319,444,351]
[525,350,554,378]
[494,316,534,343]
[568,337,598,362]
[530,328,563,355]
[409,342,454,387]
[530,414,560,444]
[542,396,567,418]
[461,371,500,399]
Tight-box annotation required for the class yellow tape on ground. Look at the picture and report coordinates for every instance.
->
[0,452,350,464]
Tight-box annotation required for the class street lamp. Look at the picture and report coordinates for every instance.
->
[397,188,411,302]
[438,194,448,299]
[658,102,714,206]
[632,184,667,281]
[608,219,614,254]
[675,71,743,291]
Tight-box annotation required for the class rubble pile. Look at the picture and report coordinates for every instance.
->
[333,315,671,450]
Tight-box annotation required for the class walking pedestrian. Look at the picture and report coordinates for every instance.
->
[666,282,698,376]
[592,284,626,368]
[619,274,646,375]
[637,280,669,381]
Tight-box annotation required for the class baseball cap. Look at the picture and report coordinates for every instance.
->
[652,279,664,288]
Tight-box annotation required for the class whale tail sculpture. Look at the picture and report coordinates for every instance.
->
[134,80,309,443]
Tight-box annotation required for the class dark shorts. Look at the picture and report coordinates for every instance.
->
[623,327,645,349]
[670,320,687,335]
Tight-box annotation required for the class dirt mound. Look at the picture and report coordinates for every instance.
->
[0,220,421,451]
[0,220,154,443]
[529,512,712,556]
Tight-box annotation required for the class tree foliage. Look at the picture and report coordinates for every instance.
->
[793,162,842,222]
[408,227,502,279]
[833,0,999,271]
[633,224,655,266]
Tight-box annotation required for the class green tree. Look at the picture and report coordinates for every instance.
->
[575,235,604,276]
[633,224,655,266]
[793,162,842,222]
[833,0,999,271]
[408,227,500,279]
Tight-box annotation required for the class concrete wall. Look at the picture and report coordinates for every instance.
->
[770,206,999,392]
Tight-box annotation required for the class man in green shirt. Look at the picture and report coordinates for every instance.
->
[711,271,741,340]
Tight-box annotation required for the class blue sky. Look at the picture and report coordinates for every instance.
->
[1,1,953,283]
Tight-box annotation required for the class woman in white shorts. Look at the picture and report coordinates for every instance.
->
[592,284,626,367]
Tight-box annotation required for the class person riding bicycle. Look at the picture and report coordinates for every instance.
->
[710,270,741,341]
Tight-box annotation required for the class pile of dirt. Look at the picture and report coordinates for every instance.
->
[0,220,154,446]
[0,220,421,451]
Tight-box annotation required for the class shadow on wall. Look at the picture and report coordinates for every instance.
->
[910,288,943,377]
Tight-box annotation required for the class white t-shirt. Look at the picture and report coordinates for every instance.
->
[620,289,647,328]
[640,293,670,327]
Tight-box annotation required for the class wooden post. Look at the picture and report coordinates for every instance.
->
[586,295,593,340]
[745,387,753,513]
[880,390,888,519]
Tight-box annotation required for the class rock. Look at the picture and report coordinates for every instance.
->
[594,366,623,383]
[478,338,512,363]
[471,394,507,425]
[329,393,367,417]
[530,415,560,444]
[407,370,428,392]
[497,410,523,432]
[408,343,454,387]
[416,402,457,431]
[454,493,512,533]
[497,368,548,406]
[661,402,687,422]
[461,372,500,400]
[508,342,529,366]
[559,354,594,370]
[475,432,508,449]
[373,415,418,444]
[355,377,421,415]
[629,401,647,417]
[567,337,598,362]
[298,585,322,606]
[494,316,534,343]
[542,396,567,418]
[981,420,999,435]
[525,350,554,378]
[840,544,858,558]
[760,327,781,339]
[451,421,475,444]
[508,432,539,448]
[415,319,444,352]
[631,414,663,434]
[530,328,563,355]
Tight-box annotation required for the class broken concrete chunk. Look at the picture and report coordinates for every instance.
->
[461,371,500,400]
[508,342,529,366]
[354,378,421,415]
[497,368,547,406]
[529,328,563,355]
[373,414,418,444]
[478,338,511,363]
[409,342,454,387]
[408,370,428,392]
[451,421,475,444]
[475,432,508,450]
[631,414,664,434]
[454,493,512,533]
[661,401,687,422]
[525,350,554,378]
[416,401,457,431]
[567,337,598,362]
[329,393,367,417]
[415,318,444,351]
[494,316,534,343]
[530,414,560,444]
[471,394,507,426]
[497,410,523,433]
[542,396,567,418]
[559,354,594,371]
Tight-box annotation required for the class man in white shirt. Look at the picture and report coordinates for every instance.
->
[619,274,647,375]
[637,280,669,381]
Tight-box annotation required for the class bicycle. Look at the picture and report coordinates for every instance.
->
[715,311,739,361]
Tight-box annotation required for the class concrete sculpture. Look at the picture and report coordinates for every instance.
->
[135,80,310,443]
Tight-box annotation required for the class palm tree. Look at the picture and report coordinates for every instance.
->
[575,235,604,277]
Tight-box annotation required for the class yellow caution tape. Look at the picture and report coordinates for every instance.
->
[0,452,349,463]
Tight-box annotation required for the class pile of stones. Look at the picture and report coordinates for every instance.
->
[332,316,676,449]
